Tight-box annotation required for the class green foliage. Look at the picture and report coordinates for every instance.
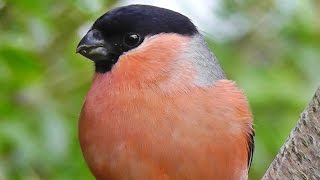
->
[0,0,319,179]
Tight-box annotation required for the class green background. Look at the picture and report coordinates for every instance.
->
[0,0,319,179]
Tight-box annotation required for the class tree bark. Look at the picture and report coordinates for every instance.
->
[262,88,320,180]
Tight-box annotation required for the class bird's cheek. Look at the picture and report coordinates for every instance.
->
[112,34,191,84]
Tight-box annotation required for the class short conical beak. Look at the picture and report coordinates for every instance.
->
[76,29,108,61]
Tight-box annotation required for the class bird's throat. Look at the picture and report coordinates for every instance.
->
[94,60,116,73]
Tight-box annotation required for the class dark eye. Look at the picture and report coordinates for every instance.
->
[123,33,141,47]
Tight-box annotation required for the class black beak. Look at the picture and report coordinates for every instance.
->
[76,29,108,61]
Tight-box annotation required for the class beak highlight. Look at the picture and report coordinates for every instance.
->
[76,29,109,61]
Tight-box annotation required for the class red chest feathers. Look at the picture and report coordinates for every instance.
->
[79,78,252,180]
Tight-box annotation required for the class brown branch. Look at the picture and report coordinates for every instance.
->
[262,88,320,180]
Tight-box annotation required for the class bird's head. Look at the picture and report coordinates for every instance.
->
[77,4,225,87]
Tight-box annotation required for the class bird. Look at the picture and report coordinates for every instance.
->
[76,4,254,180]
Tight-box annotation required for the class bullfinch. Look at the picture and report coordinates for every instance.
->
[76,4,254,180]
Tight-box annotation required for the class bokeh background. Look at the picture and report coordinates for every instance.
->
[0,0,319,179]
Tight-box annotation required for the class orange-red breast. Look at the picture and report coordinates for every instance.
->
[76,4,254,180]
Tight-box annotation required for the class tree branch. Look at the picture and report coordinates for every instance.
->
[262,88,320,180]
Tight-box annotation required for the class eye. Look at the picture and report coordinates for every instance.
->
[123,33,141,47]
